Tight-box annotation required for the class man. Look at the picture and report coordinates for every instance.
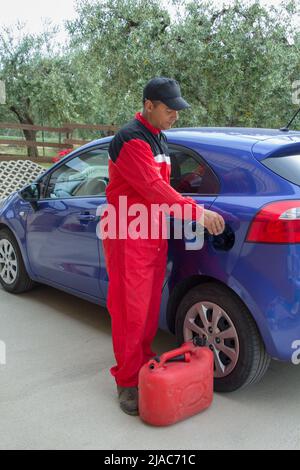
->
[103,77,225,416]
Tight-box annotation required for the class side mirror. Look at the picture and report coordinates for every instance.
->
[19,183,40,203]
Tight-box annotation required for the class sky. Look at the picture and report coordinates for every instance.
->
[0,0,78,31]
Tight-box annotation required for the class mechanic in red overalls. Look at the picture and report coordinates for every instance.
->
[102,77,225,415]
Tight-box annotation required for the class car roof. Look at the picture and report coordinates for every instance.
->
[166,127,295,138]
[165,126,300,147]
[63,127,300,160]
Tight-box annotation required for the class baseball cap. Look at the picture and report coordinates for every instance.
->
[143,77,190,111]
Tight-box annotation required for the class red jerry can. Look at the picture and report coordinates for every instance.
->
[138,338,214,426]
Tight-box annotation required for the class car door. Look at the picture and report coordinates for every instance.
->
[168,143,220,240]
[100,143,221,304]
[26,146,109,300]
[169,143,220,196]
[158,144,221,325]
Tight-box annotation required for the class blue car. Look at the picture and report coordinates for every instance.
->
[1,127,300,392]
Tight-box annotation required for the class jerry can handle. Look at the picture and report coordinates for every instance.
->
[148,338,205,370]
[151,352,191,368]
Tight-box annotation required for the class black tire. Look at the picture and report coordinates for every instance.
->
[0,228,36,294]
[175,282,271,393]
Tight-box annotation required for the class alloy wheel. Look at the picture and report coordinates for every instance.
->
[183,301,240,378]
[0,239,18,285]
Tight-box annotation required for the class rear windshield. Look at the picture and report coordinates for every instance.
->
[261,155,300,186]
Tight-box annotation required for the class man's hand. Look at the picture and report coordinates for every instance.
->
[202,209,225,236]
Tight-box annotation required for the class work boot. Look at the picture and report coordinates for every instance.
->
[117,386,139,416]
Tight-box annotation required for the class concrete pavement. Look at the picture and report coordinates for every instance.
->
[0,284,300,450]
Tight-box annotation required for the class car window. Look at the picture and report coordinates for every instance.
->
[44,148,109,199]
[261,154,300,186]
[169,146,220,195]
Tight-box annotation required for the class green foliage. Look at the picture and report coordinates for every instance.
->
[0,23,104,127]
[67,0,173,123]
[168,0,300,127]
[1,0,300,129]
[66,0,300,128]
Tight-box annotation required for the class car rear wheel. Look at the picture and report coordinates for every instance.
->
[175,282,271,392]
[0,229,36,294]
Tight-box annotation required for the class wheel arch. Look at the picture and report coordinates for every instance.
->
[167,275,260,335]
[0,222,34,279]
[0,223,17,239]
[166,275,223,334]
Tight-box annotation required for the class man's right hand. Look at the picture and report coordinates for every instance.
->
[202,209,225,236]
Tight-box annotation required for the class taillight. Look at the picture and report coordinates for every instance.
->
[246,200,300,243]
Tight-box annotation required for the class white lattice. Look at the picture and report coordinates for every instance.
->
[0,160,46,198]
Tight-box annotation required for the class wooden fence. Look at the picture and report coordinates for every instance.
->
[0,122,119,163]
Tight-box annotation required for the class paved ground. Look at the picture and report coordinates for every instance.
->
[0,283,300,450]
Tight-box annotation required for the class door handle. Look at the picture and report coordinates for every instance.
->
[77,213,96,222]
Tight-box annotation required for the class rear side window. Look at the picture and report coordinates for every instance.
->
[262,155,300,186]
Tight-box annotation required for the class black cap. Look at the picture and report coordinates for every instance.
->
[143,77,190,111]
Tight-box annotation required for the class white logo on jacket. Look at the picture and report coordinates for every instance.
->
[154,154,171,165]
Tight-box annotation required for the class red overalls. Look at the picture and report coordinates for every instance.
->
[102,112,202,387]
